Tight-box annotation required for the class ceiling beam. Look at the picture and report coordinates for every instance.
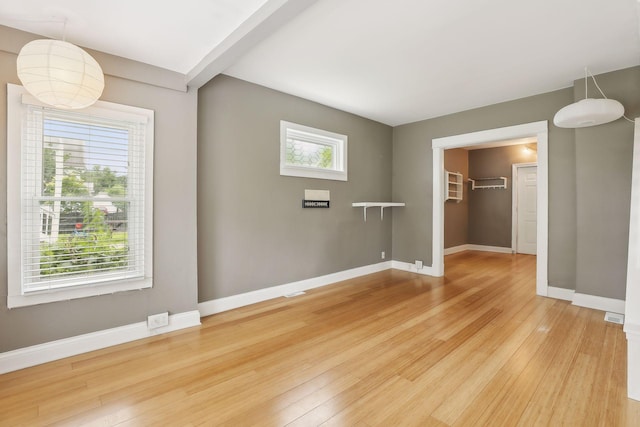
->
[186,0,317,89]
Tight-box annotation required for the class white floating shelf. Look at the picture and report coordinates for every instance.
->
[352,202,405,221]
[468,177,508,190]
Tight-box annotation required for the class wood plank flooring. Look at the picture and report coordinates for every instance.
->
[2,251,639,426]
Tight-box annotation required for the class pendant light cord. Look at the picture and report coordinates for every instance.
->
[586,67,635,124]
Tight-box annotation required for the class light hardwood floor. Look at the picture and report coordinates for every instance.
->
[2,251,639,426]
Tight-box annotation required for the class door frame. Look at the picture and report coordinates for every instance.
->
[512,162,538,253]
[432,121,549,297]
[624,118,640,400]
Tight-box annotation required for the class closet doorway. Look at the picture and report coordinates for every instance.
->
[444,145,537,256]
[432,121,549,297]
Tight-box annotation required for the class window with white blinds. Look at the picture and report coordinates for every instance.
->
[7,84,154,308]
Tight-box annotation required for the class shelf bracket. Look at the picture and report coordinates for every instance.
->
[360,206,388,221]
[352,202,406,222]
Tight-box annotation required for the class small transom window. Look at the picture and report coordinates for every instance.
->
[280,121,347,181]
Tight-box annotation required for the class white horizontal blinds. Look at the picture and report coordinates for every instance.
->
[22,105,146,293]
[285,128,338,170]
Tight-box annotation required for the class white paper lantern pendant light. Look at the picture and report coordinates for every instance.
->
[17,32,104,110]
[554,67,625,128]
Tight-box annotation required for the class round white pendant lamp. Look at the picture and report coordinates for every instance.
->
[17,39,104,110]
[553,98,625,128]
[553,67,624,128]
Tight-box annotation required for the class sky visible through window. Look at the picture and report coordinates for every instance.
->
[44,118,129,175]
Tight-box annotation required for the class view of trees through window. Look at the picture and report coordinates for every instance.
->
[37,118,131,280]
[285,138,334,169]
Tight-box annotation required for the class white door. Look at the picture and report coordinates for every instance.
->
[516,166,537,255]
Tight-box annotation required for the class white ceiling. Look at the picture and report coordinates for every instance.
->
[226,0,640,125]
[0,0,270,74]
[1,0,639,126]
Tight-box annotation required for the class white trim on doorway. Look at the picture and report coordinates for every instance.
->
[512,162,538,253]
[432,121,549,297]
[624,118,640,401]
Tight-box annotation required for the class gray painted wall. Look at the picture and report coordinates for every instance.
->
[0,29,198,352]
[444,149,468,248]
[2,21,637,355]
[574,67,640,299]
[392,87,577,289]
[197,75,392,301]
[468,145,537,248]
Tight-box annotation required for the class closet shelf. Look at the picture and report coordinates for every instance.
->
[352,202,405,221]
[446,171,463,203]
[468,177,508,190]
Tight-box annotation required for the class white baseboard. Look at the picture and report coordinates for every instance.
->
[625,324,640,401]
[390,260,437,276]
[572,293,625,314]
[547,286,575,301]
[467,244,513,254]
[443,244,513,255]
[547,287,627,316]
[0,310,201,374]
[444,244,469,255]
[198,262,392,317]
[626,323,640,336]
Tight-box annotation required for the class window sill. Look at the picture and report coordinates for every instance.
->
[7,277,152,308]
[280,165,348,181]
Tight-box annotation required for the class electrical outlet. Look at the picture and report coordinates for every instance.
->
[381,251,385,259]
[148,312,169,329]
[415,260,423,270]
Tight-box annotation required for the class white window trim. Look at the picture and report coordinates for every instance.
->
[6,83,154,308]
[280,120,348,181]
